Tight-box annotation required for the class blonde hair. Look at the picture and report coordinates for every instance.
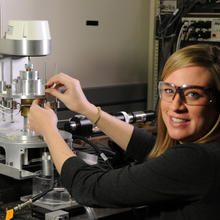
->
[148,44,220,159]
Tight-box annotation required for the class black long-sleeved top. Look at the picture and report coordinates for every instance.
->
[60,127,220,220]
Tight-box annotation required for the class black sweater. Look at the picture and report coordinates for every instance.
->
[60,126,220,220]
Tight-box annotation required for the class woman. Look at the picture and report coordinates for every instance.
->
[28,44,220,220]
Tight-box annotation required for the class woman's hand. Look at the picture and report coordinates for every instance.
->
[28,99,58,137]
[28,99,75,174]
[45,73,92,115]
[29,73,133,152]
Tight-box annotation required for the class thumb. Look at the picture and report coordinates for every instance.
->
[44,101,51,110]
[32,98,43,106]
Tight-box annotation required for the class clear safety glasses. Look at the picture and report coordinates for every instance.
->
[158,81,215,106]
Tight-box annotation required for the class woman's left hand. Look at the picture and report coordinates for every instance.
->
[28,99,58,137]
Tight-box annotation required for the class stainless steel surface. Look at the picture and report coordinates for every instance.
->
[13,67,45,99]
[0,163,37,179]
[0,112,72,179]
[0,81,6,93]
[0,39,51,56]
[42,152,53,177]
[20,70,39,80]
[45,210,69,220]
[0,63,45,99]
[16,78,44,98]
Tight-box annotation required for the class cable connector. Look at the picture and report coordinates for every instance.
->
[5,209,14,220]
[100,152,108,161]
[173,8,179,16]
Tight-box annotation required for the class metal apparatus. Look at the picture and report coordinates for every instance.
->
[64,110,156,137]
[0,20,72,180]
[0,20,156,219]
[0,20,51,56]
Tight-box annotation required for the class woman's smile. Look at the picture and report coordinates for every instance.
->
[161,65,218,143]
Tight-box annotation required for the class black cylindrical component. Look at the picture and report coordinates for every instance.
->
[64,115,93,137]
[64,110,156,136]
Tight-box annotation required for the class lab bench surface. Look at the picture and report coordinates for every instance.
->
[0,201,147,220]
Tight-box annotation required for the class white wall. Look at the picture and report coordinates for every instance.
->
[0,0,149,88]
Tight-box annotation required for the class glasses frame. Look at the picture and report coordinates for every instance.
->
[158,81,215,106]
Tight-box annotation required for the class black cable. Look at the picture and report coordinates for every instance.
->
[72,135,113,170]
[157,10,182,36]
[31,187,54,202]
[4,186,54,218]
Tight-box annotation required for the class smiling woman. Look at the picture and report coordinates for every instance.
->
[149,44,220,159]
[28,44,220,220]
[161,66,218,143]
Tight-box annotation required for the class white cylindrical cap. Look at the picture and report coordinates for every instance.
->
[6,20,51,40]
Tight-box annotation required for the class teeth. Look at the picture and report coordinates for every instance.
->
[172,117,187,122]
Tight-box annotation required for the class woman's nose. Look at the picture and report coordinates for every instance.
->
[170,93,187,111]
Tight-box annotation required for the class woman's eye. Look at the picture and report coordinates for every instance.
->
[164,88,174,94]
[186,91,200,98]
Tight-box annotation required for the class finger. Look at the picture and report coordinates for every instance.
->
[32,98,43,105]
[46,83,64,90]
[45,88,64,100]
[46,73,71,88]
[46,74,63,86]
[54,83,64,90]
[44,101,51,110]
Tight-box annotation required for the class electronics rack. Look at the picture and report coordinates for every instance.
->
[148,0,220,111]
[160,0,178,14]
[156,0,220,78]
[177,14,220,49]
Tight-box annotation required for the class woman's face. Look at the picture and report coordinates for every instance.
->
[161,65,218,144]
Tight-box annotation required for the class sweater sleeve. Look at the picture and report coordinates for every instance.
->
[60,143,214,208]
[125,126,156,162]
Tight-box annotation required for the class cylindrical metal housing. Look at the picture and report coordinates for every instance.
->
[21,79,44,96]
[41,152,53,177]
[15,70,45,98]
[21,99,34,117]
[0,81,6,93]
[20,70,39,80]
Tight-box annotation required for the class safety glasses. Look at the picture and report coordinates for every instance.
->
[158,81,215,106]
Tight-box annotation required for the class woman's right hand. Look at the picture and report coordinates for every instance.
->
[45,73,93,115]
[46,73,134,151]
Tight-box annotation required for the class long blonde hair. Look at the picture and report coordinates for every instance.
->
[148,44,220,159]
